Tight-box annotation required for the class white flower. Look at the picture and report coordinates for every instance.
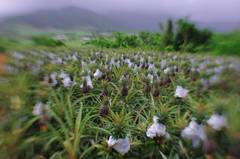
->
[56,57,62,64]
[48,53,56,59]
[209,75,219,85]
[126,59,133,68]
[59,71,72,87]
[50,72,58,86]
[81,61,87,71]
[146,116,170,139]
[94,69,103,79]
[90,60,96,65]
[33,102,43,116]
[214,66,224,74]
[13,52,24,60]
[206,69,214,75]
[147,74,154,84]
[164,67,171,74]
[107,136,130,155]
[133,65,139,73]
[207,114,227,131]
[81,75,93,88]
[190,58,196,66]
[160,60,167,69]
[4,65,17,73]
[191,67,197,73]
[148,63,155,72]
[181,119,206,148]
[119,75,126,83]
[175,86,189,98]
[72,54,78,61]
[37,59,44,65]
[215,58,222,65]
[33,102,50,116]
[62,76,72,87]
[110,58,116,66]
[147,56,151,62]
[59,71,68,79]
[115,61,120,68]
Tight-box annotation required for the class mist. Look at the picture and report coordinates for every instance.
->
[0,0,239,31]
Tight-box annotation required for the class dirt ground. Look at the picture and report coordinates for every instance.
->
[0,53,8,75]
[0,53,8,122]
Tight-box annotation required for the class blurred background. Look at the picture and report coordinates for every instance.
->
[0,0,239,55]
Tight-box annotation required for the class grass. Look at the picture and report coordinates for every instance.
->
[0,29,240,57]
[211,30,240,56]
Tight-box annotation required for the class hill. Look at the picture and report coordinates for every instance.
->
[0,7,239,35]
[0,7,122,33]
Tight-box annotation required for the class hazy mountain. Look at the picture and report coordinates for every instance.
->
[104,11,171,32]
[0,8,172,33]
[105,11,240,32]
[0,7,239,34]
[0,7,123,32]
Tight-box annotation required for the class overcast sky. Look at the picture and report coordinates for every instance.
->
[0,0,239,24]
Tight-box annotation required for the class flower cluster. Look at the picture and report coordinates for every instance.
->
[2,50,239,158]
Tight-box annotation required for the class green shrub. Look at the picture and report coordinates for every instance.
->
[122,35,141,48]
[32,36,65,47]
[160,19,174,47]
[87,18,213,53]
[0,37,19,52]
[0,38,8,52]
[138,32,162,48]
[211,31,240,55]
[87,33,141,48]
[173,19,212,51]
[86,37,116,48]
[164,45,174,52]
[114,32,141,48]
[0,45,5,52]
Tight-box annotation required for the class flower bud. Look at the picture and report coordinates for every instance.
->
[203,139,217,155]
[121,86,128,97]
[99,104,109,117]
[152,87,160,98]
[144,84,151,93]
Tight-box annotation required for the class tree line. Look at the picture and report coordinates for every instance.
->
[87,18,212,52]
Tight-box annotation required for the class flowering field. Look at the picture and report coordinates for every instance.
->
[0,50,240,159]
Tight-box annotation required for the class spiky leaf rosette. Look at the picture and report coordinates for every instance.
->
[106,110,131,139]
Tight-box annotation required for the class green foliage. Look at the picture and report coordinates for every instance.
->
[0,37,15,52]
[87,18,213,53]
[87,32,142,48]
[115,33,140,48]
[164,45,174,52]
[160,19,212,52]
[138,32,151,44]
[32,35,65,47]
[210,30,240,55]
[173,19,212,52]
[87,32,163,49]
[86,37,116,48]
[113,32,126,47]
[138,32,162,48]
[161,18,174,47]
[0,39,6,52]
